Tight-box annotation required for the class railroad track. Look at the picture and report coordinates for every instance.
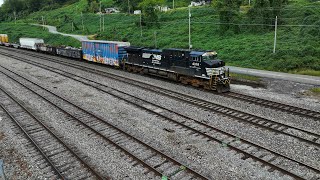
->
[1,46,320,122]
[0,86,104,180]
[0,67,207,179]
[223,92,320,121]
[1,53,320,179]
[1,50,319,147]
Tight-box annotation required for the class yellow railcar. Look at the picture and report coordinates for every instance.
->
[0,34,9,44]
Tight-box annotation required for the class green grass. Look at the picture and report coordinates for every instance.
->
[310,87,320,94]
[230,73,261,82]
[4,0,320,76]
[0,23,81,47]
[289,69,320,77]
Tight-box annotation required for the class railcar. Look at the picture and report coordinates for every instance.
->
[125,47,230,92]
[82,40,129,66]
[19,38,44,50]
[56,47,82,59]
[36,44,57,55]
[0,34,9,46]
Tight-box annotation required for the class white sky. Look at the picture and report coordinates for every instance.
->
[0,0,3,6]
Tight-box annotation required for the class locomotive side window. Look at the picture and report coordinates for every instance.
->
[192,57,200,62]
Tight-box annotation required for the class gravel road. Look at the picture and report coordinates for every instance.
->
[32,24,89,41]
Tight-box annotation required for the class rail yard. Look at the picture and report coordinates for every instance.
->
[0,46,319,179]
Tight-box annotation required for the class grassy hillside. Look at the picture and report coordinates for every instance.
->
[0,23,81,47]
[4,0,320,75]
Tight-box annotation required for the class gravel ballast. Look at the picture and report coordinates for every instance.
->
[0,50,319,179]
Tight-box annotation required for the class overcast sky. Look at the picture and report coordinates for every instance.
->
[0,0,3,6]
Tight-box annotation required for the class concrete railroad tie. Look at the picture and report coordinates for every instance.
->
[0,160,6,180]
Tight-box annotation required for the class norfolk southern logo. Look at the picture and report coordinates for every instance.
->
[143,53,162,65]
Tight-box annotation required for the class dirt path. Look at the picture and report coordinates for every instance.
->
[32,24,89,41]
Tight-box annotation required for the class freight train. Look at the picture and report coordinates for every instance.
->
[0,35,231,92]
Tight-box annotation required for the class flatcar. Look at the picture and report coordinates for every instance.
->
[36,44,56,55]
[56,46,82,59]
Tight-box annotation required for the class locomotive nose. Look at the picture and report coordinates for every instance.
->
[203,59,225,68]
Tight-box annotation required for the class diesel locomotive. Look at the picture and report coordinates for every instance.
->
[125,47,230,92]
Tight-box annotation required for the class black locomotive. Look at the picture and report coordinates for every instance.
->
[125,47,230,92]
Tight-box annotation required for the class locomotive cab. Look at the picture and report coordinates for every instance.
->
[191,51,230,92]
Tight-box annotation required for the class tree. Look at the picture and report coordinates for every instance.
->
[114,0,142,13]
[217,0,242,34]
[139,0,165,27]
[247,0,271,31]
[247,0,288,32]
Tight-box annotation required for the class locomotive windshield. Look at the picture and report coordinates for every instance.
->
[202,51,217,61]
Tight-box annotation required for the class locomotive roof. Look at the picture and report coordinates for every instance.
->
[190,51,206,56]
[163,48,190,52]
[82,40,130,46]
[142,48,162,53]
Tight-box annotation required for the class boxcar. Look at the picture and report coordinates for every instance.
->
[82,40,130,67]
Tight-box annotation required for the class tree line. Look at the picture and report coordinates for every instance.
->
[1,0,318,37]
[0,0,78,21]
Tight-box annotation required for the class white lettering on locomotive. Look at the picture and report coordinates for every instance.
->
[192,62,200,66]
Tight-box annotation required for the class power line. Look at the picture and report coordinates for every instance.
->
[144,20,320,27]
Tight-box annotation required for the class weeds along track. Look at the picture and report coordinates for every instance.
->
[1,46,320,121]
[0,86,105,180]
[0,51,320,179]
[0,67,208,180]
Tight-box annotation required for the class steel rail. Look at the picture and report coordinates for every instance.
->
[0,86,105,180]
[1,50,318,148]
[223,92,320,121]
[0,55,318,179]
[1,46,319,121]
[0,66,207,179]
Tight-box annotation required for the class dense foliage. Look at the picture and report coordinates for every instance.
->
[0,23,81,47]
[1,0,319,75]
[0,0,80,21]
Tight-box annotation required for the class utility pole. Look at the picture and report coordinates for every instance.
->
[13,11,16,24]
[188,6,192,50]
[71,21,74,32]
[140,13,142,37]
[42,16,45,30]
[273,16,278,54]
[154,31,157,48]
[81,12,84,31]
[128,0,130,14]
[103,14,105,32]
[100,1,102,32]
